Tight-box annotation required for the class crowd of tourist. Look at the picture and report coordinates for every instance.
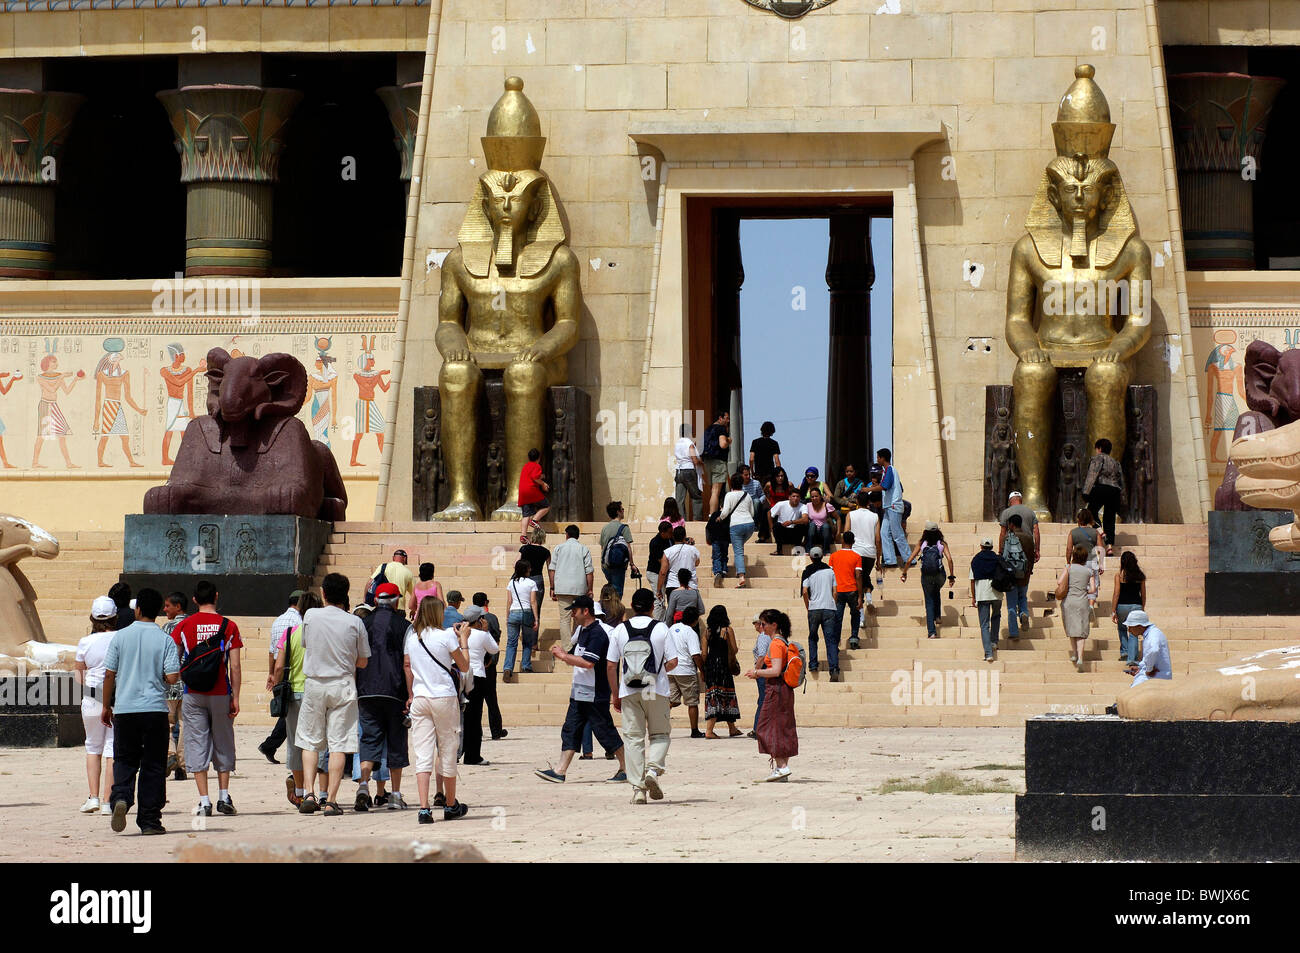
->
[73,425,1171,833]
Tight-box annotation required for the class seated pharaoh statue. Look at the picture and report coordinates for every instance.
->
[432,76,583,521]
[1006,65,1152,521]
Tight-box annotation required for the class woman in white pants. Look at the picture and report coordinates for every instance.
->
[74,597,120,815]
[404,597,472,824]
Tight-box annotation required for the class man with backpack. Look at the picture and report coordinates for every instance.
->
[968,538,1006,662]
[367,548,414,607]
[801,547,841,680]
[599,501,637,597]
[1002,513,1035,640]
[169,580,242,817]
[605,588,678,804]
[355,583,411,811]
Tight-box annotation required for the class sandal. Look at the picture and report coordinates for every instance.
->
[298,794,319,814]
[322,801,343,817]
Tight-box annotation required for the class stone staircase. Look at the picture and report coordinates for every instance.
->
[28,520,1286,729]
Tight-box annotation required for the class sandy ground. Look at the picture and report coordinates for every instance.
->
[0,725,1024,862]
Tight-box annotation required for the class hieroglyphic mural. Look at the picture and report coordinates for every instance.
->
[0,317,396,473]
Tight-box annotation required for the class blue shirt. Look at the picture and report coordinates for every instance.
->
[742,478,765,506]
[1130,624,1172,686]
[444,606,464,627]
[103,620,180,714]
[880,465,904,511]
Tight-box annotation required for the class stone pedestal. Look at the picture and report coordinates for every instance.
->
[1204,509,1300,614]
[121,514,330,616]
[0,673,85,747]
[413,384,591,522]
[0,89,83,278]
[1169,72,1286,270]
[156,85,301,277]
[1017,716,1300,861]
[982,382,1157,522]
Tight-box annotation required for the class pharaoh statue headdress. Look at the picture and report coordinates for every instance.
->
[1025,64,1137,268]
[457,77,567,279]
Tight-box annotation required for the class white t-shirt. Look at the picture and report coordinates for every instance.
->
[466,627,500,679]
[802,564,837,611]
[771,500,805,524]
[668,621,702,676]
[718,488,755,527]
[847,508,880,558]
[404,627,461,698]
[606,616,674,699]
[507,577,538,612]
[673,437,698,470]
[76,630,116,690]
[663,543,700,589]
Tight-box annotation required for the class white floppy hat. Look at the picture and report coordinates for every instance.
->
[1124,609,1152,629]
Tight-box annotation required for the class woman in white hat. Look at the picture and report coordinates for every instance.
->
[74,596,119,815]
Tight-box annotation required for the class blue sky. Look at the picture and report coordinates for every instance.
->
[738,217,893,479]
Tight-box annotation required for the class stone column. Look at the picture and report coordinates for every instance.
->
[0,89,83,278]
[1169,73,1286,270]
[824,212,873,479]
[376,82,420,199]
[156,85,301,277]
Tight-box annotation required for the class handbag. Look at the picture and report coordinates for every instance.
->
[269,624,295,718]
[417,631,470,711]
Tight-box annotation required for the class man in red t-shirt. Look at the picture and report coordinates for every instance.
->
[827,536,865,652]
[518,446,550,543]
[170,579,243,817]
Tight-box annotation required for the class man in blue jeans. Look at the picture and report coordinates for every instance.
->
[801,547,841,680]
[598,501,636,596]
[867,448,909,586]
[1001,513,1035,640]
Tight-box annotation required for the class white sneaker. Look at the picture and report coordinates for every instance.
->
[776,766,792,780]
[759,769,784,783]
[100,803,112,816]
[631,789,648,805]
[79,796,100,814]
[643,772,664,800]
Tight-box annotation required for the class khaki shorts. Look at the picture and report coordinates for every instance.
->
[296,676,359,753]
[704,457,729,485]
[669,672,701,708]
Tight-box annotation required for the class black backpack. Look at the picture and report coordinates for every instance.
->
[992,557,1018,593]
[702,426,723,459]
[179,618,232,693]
[920,542,944,574]
[365,563,389,606]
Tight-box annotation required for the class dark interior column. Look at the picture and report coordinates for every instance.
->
[824,211,874,480]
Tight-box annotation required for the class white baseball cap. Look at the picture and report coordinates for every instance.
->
[91,596,117,620]
[1008,491,1022,501]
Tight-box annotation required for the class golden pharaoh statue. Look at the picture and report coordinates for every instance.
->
[433,77,583,521]
[1005,65,1152,520]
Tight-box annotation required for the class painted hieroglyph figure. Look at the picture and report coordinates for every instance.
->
[351,336,390,467]
[93,337,145,468]
[0,368,18,468]
[1204,328,1246,465]
[309,336,338,448]
[33,352,82,469]
[160,343,207,466]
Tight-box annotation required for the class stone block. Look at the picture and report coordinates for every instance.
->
[330,6,405,51]
[123,514,331,578]
[870,13,952,59]
[627,17,708,63]
[1116,7,1149,55]
[262,10,329,52]
[789,13,871,61]
[706,15,792,63]
[748,62,831,108]
[912,58,993,106]
[203,7,262,51]
[0,711,85,748]
[585,65,667,110]
[668,63,750,109]
[1208,0,1269,44]
[546,17,626,65]
[1032,10,1116,57]
[956,103,1043,153]
[80,10,146,57]
[952,12,1033,58]
[831,60,911,107]
[994,56,1075,103]
[586,0,669,16]
[464,19,547,63]
[1157,0,1208,44]
[13,11,81,56]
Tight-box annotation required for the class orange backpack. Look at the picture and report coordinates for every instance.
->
[771,637,806,691]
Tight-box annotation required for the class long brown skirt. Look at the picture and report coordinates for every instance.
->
[755,676,798,759]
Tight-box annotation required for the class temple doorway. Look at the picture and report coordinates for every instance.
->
[684,196,893,485]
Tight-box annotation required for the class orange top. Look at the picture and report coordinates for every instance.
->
[763,637,788,672]
[827,550,862,593]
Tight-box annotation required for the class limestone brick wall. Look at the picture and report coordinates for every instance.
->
[1158,0,1300,45]
[382,0,1208,523]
